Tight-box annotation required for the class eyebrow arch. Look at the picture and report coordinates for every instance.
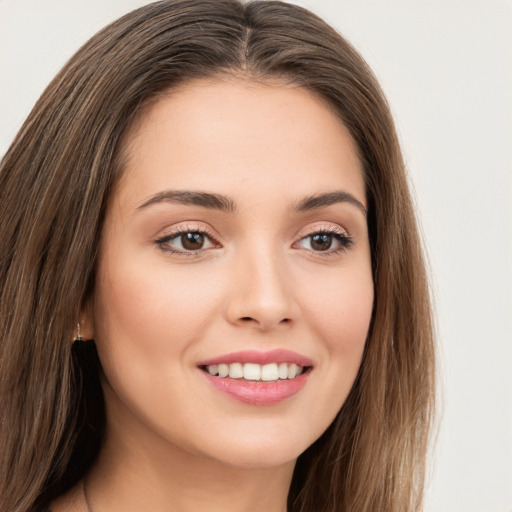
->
[295,191,367,216]
[137,190,236,212]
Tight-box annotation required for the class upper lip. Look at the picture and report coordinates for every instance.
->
[197,349,313,367]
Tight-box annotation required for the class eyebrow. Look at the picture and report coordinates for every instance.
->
[138,190,236,212]
[137,189,366,216]
[295,191,367,215]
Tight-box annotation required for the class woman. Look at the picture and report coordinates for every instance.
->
[0,1,435,511]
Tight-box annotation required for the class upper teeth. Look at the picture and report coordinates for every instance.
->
[206,362,304,381]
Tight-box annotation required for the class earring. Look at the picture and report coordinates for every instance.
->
[72,323,83,344]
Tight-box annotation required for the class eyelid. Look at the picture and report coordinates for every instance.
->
[292,222,354,255]
[156,222,218,239]
[294,221,351,241]
[154,222,221,255]
[299,223,348,237]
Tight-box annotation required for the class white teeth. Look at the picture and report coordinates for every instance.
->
[243,363,261,381]
[205,362,306,381]
[218,364,229,377]
[261,363,279,381]
[228,362,244,379]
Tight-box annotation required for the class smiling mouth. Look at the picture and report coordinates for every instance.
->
[199,362,312,382]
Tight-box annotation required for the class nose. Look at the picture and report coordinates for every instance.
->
[224,247,298,332]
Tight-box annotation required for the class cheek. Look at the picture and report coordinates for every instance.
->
[305,270,373,344]
[299,266,373,383]
[287,264,373,443]
[90,252,226,440]
[92,250,222,373]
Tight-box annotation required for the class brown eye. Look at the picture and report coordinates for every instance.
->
[156,229,217,254]
[294,230,353,254]
[181,232,204,250]
[310,234,332,251]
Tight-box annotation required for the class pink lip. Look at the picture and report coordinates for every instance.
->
[201,370,310,405]
[197,350,313,405]
[197,349,313,367]
[197,349,313,406]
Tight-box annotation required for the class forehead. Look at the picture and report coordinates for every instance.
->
[117,77,365,209]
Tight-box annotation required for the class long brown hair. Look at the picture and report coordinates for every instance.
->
[0,1,435,510]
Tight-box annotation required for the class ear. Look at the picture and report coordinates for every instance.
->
[80,296,95,340]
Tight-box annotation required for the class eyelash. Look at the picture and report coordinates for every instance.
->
[294,227,354,256]
[155,225,353,256]
[155,225,220,255]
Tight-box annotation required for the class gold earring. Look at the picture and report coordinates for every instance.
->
[72,323,83,344]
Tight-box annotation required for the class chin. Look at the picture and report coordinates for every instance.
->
[185,420,323,470]
[206,443,303,470]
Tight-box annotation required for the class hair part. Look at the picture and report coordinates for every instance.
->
[0,1,435,511]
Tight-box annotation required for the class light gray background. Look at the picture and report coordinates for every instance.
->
[1,1,511,511]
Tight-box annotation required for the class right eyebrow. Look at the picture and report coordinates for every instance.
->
[137,190,236,212]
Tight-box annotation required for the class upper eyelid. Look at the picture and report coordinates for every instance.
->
[301,225,347,235]
[154,221,352,244]
[156,222,349,237]
[295,227,352,244]
[156,223,219,239]
[295,222,350,240]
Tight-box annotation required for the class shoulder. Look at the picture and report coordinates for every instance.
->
[47,481,88,512]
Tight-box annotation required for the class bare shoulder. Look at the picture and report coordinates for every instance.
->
[48,481,88,512]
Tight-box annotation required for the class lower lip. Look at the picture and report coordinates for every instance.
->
[201,371,309,405]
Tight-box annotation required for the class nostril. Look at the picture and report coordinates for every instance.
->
[236,316,292,329]
[240,316,290,323]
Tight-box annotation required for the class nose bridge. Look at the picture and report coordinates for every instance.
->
[225,239,296,330]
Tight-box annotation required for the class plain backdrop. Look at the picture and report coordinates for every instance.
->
[1,1,511,511]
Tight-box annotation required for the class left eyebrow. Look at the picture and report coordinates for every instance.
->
[294,191,367,216]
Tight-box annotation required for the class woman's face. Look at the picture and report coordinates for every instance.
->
[89,77,374,469]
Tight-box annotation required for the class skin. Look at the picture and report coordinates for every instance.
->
[66,77,374,512]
